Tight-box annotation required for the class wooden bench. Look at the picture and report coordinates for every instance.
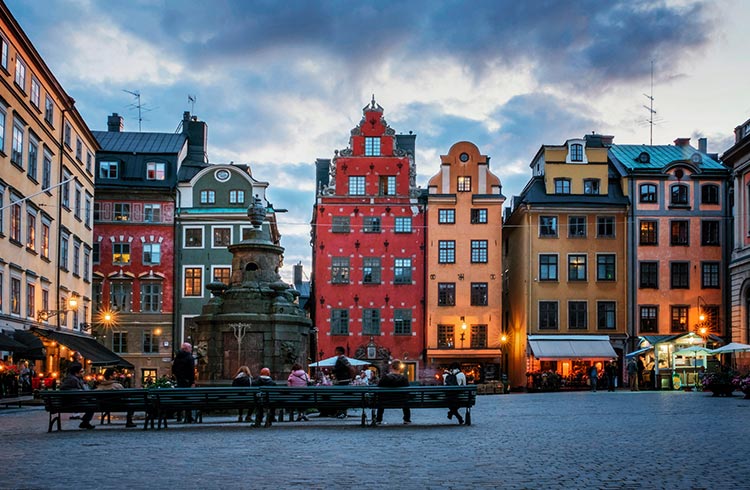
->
[368,385,476,426]
[147,387,261,429]
[38,389,149,432]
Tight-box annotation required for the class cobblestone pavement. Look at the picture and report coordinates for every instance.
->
[1,390,749,489]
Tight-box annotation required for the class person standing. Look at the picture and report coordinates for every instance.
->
[332,346,354,385]
[444,362,466,425]
[627,358,639,391]
[589,364,598,392]
[60,364,95,429]
[172,342,196,423]
[605,361,617,392]
[375,360,411,425]
[636,356,646,390]
[97,368,137,427]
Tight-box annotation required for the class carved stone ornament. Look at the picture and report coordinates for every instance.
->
[339,148,352,157]
[350,126,361,136]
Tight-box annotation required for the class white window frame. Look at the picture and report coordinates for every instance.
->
[14,55,26,90]
[211,265,232,285]
[211,225,233,248]
[30,76,40,108]
[184,227,204,248]
[146,162,166,180]
[182,265,204,298]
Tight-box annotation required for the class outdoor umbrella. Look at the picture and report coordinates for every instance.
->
[709,342,750,354]
[673,346,713,390]
[309,356,371,367]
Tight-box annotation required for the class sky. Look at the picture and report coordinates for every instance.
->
[6,0,750,283]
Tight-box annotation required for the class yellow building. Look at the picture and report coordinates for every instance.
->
[0,4,101,372]
[425,142,505,384]
[503,135,629,390]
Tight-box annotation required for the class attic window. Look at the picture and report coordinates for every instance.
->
[365,137,380,156]
[691,153,702,164]
[638,152,650,164]
[570,144,583,162]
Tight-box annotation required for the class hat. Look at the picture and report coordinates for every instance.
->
[260,368,271,376]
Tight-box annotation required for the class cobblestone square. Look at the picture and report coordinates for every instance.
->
[1,390,748,489]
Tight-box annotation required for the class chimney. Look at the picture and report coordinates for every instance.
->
[293,262,303,287]
[107,113,124,132]
[182,112,208,163]
[698,137,707,153]
[673,137,691,147]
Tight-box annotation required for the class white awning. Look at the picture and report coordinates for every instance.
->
[528,335,617,360]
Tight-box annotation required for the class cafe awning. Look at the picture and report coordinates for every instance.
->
[0,332,27,351]
[528,335,617,360]
[12,330,46,359]
[32,327,134,368]
[625,346,654,358]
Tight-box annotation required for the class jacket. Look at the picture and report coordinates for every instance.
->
[377,372,409,388]
[172,350,195,387]
[60,374,86,391]
[253,375,276,387]
[444,369,467,386]
[287,370,310,387]
[232,373,252,387]
[97,379,124,390]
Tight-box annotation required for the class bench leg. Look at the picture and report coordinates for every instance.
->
[361,410,366,427]
[465,408,471,426]
[48,412,60,433]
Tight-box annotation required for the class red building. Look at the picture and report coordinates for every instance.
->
[312,98,425,380]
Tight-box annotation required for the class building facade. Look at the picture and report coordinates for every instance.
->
[503,135,629,389]
[0,3,100,372]
[425,141,505,384]
[312,98,424,380]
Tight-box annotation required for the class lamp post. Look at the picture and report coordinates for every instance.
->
[460,317,467,349]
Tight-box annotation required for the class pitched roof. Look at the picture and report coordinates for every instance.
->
[512,176,629,209]
[609,144,725,172]
[93,130,187,154]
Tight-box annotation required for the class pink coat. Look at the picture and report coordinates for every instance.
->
[287,369,310,387]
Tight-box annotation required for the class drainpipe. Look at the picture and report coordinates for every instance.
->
[173,185,181,358]
[55,107,69,331]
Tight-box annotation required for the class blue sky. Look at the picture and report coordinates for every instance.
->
[6,0,749,282]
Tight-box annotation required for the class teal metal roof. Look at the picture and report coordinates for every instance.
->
[609,144,725,171]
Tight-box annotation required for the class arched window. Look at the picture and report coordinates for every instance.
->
[570,143,583,162]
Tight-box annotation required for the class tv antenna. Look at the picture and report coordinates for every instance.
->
[642,60,656,145]
[123,89,143,131]
[188,94,197,114]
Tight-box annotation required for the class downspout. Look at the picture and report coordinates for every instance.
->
[173,185,181,357]
[55,107,69,331]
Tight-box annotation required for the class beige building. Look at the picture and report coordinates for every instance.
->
[0,4,100,372]
[503,135,629,390]
[425,141,505,384]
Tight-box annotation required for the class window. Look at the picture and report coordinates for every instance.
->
[99,161,118,179]
[141,283,162,313]
[0,105,5,153]
[213,227,231,247]
[11,122,23,167]
[185,228,203,248]
[348,176,365,195]
[331,257,350,284]
[364,137,380,156]
[438,209,455,224]
[213,266,231,285]
[184,267,203,297]
[41,222,50,259]
[143,243,161,265]
[92,243,99,264]
[569,216,586,237]
[41,288,48,314]
[379,176,396,196]
[470,283,488,306]
[640,184,657,203]
[114,203,130,221]
[330,309,349,335]
[671,305,688,332]
[113,332,127,354]
[26,283,35,318]
[438,325,454,348]
[597,301,616,330]
[332,216,350,233]
[583,179,600,195]
[670,262,689,289]
[200,190,215,204]
[144,204,161,223]
[363,217,381,233]
[362,309,381,335]
[568,254,587,281]
[457,176,471,192]
[26,211,35,250]
[438,241,455,263]
[42,151,52,190]
[670,221,689,246]
[539,254,558,281]
[540,216,557,237]
[539,301,558,330]
[597,216,615,238]
[143,330,159,353]
[470,324,487,348]
[639,261,658,288]
[394,217,412,233]
[438,283,456,306]
[394,258,412,284]
[10,278,20,315]
[44,95,54,125]
[84,194,92,227]
[59,234,69,270]
[74,184,82,219]
[14,56,26,89]
[229,190,245,204]
[568,301,588,330]
[72,241,80,276]
[61,171,71,209]
[394,310,412,335]
[113,243,130,264]
[75,138,82,161]
[146,162,165,180]
[554,178,571,194]
[27,136,38,181]
[63,122,71,147]
[86,151,93,174]
[470,240,488,263]
[10,198,21,242]
[701,184,719,205]
[110,281,132,312]
[362,258,381,284]
[597,254,616,281]
[0,36,7,70]
[639,220,658,245]
[83,248,90,282]
[701,221,720,246]
[640,306,658,333]
[670,184,689,206]
[471,209,488,224]
[702,262,720,288]
[570,143,583,162]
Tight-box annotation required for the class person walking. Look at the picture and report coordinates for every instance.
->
[636,356,646,390]
[287,363,310,421]
[375,360,411,425]
[589,364,598,392]
[172,342,196,423]
[627,358,639,391]
[60,364,95,429]
[97,368,137,427]
[444,362,466,425]
[232,366,253,422]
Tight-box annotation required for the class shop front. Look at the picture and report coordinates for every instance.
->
[426,348,502,386]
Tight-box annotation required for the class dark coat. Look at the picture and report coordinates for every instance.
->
[252,376,276,387]
[60,374,85,391]
[172,350,195,387]
[232,375,252,387]
[378,372,409,388]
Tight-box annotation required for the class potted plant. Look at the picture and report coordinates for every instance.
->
[735,373,750,399]
[701,371,736,397]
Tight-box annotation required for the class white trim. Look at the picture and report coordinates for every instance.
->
[210,225,232,249]
[183,226,204,249]
[210,264,231,284]
[181,265,204,299]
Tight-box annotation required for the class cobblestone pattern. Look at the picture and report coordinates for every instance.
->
[1,391,748,489]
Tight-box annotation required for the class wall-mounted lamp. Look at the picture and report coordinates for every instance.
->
[38,296,79,322]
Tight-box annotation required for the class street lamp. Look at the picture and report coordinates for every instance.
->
[460,317,467,349]
[37,296,78,322]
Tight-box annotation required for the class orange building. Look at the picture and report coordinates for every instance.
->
[425,142,505,384]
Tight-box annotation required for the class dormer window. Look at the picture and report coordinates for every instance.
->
[638,152,650,164]
[583,179,600,195]
[146,162,165,180]
[99,161,119,179]
[554,178,571,194]
[365,137,380,156]
[570,143,583,162]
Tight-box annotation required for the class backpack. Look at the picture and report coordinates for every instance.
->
[445,371,458,386]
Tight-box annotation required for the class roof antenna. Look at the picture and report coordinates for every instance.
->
[188,94,196,114]
[643,60,656,146]
[123,89,143,131]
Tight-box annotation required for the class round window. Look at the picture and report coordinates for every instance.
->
[459,152,470,162]
[215,169,230,182]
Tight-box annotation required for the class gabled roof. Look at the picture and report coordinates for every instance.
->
[609,144,725,172]
[93,131,187,154]
[511,176,629,209]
